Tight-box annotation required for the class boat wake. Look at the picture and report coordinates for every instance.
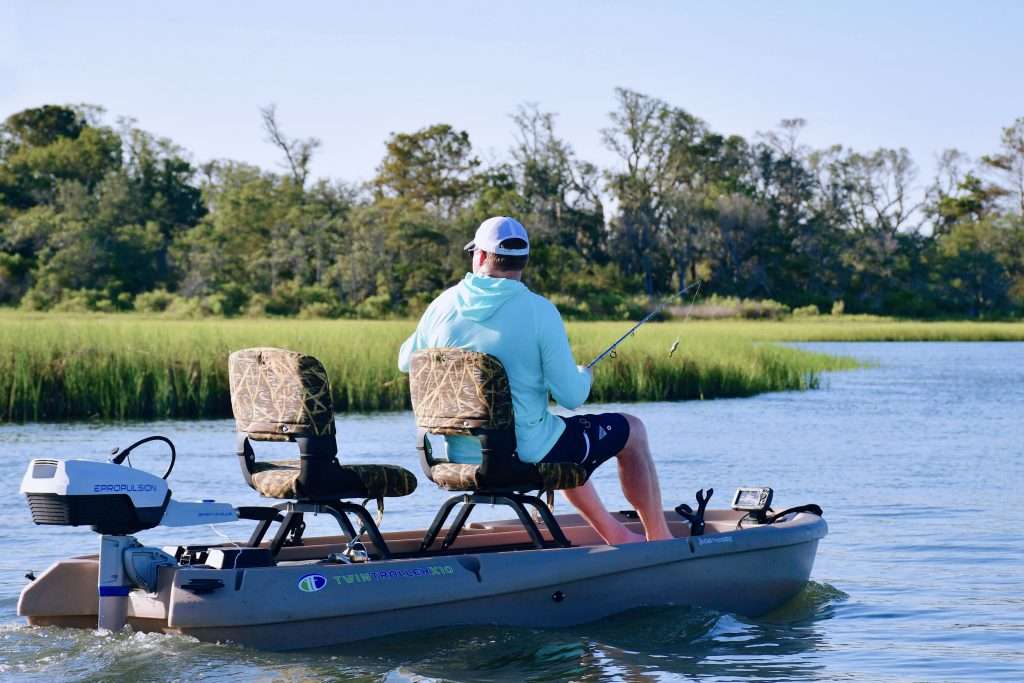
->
[0,623,207,681]
[0,581,847,682]
[758,580,849,622]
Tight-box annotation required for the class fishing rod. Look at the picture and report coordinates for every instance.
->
[586,280,703,369]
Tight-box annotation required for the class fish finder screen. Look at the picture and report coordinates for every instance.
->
[736,490,761,507]
[732,487,773,511]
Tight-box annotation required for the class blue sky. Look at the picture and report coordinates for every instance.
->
[2,2,1022,193]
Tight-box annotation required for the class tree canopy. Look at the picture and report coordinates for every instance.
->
[1,96,1022,319]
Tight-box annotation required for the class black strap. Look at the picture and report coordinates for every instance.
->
[111,434,177,479]
[236,506,282,522]
[767,504,823,523]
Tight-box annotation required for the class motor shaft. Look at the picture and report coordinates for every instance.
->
[97,535,134,631]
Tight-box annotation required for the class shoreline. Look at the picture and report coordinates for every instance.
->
[2,315,1022,422]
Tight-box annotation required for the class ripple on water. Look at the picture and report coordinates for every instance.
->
[2,342,1024,682]
[0,592,845,683]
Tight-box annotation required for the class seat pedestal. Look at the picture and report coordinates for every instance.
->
[420,491,572,552]
[247,501,391,559]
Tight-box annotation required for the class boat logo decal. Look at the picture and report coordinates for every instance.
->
[696,535,733,546]
[332,565,457,587]
[93,483,158,493]
[297,573,328,593]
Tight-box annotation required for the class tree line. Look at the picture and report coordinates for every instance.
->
[1,89,1022,319]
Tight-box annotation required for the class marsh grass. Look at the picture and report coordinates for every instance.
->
[2,312,1020,421]
[570,322,858,403]
[681,316,1024,342]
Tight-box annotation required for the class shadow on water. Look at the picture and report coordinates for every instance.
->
[0,582,847,683]
[303,580,847,683]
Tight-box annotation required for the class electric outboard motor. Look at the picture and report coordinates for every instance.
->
[19,437,239,632]
[22,459,171,535]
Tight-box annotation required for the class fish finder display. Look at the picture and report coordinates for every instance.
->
[732,487,773,512]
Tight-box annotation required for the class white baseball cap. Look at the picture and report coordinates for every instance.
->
[463,216,530,256]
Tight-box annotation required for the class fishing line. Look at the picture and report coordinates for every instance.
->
[586,280,703,369]
[209,524,243,570]
[672,279,703,355]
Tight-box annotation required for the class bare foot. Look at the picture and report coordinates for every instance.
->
[645,530,675,542]
[608,530,646,544]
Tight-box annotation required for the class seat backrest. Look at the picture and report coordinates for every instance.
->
[228,347,337,457]
[409,348,514,435]
[410,348,556,491]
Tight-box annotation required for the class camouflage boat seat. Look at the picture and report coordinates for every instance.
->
[410,348,587,550]
[247,460,416,500]
[229,347,416,558]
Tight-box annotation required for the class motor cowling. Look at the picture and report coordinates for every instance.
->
[20,459,170,535]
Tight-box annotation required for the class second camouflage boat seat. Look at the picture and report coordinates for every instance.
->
[229,347,416,557]
[410,347,588,550]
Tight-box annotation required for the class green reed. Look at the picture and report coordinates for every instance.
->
[2,312,1019,422]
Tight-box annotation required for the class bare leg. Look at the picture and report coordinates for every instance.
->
[617,414,674,541]
[562,481,644,545]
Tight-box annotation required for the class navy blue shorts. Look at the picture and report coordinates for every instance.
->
[540,413,631,476]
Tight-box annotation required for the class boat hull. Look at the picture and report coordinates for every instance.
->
[20,510,826,650]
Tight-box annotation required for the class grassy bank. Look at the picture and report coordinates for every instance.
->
[2,313,1020,422]
[677,317,1024,342]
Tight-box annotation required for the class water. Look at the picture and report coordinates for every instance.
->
[1,342,1022,682]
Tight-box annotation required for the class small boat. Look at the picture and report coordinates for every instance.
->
[17,348,826,651]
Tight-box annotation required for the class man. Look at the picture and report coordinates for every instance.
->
[398,216,673,544]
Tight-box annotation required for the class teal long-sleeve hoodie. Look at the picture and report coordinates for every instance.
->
[398,273,592,464]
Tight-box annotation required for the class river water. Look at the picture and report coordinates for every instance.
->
[0,342,1021,682]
